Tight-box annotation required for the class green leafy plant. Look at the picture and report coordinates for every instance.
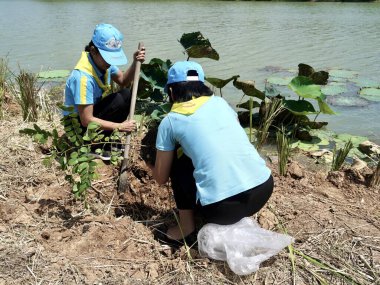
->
[20,106,124,202]
[205,75,239,97]
[331,140,353,171]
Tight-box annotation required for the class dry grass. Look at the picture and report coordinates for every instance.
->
[0,98,379,284]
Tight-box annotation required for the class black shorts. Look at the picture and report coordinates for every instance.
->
[170,153,273,225]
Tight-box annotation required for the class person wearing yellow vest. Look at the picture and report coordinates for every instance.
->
[149,61,273,247]
[64,23,145,134]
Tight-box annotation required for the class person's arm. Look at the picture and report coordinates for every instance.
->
[78,105,136,132]
[150,150,174,185]
[112,47,146,87]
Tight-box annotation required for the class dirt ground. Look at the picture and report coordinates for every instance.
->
[0,105,379,284]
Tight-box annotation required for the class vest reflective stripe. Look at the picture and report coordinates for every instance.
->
[80,75,88,104]
[74,51,113,98]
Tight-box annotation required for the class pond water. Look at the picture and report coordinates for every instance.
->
[1,0,379,143]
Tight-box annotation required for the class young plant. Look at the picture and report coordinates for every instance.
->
[331,140,353,171]
[256,97,283,150]
[20,106,124,203]
[13,69,42,122]
[276,126,290,176]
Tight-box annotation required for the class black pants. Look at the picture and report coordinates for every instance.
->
[93,88,132,126]
[170,153,274,225]
[78,88,132,137]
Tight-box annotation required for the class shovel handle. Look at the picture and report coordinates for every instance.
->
[128,42,144,121]
[123,42,144,160]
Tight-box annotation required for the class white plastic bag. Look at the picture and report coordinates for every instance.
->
[197,217,293,275]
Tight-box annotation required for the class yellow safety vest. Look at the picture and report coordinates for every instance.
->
[74,52,113,98]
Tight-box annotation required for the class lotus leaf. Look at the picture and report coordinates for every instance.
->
[326,96,369,107]
[310,71,329,85]
[290,140,320,151]
[321,84,347,96]
[359,88,380,102]
[38,70,70,79]
[352,77,380,89]
[266,77,292,86]
[328,69,358,79]
[137,77,155,99]
[288,76,323,99]
[141,58,170,88]
[298,63,315,77]
[334,133,368,148]
[206,75,239,89]
[317,98,336,115]
[310,129,335,141]
[236,100,261,110]
[179,32,219,60]
[233,79,265,100]
[283,99,317,115]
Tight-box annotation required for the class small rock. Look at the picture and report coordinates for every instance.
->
[288,161,304,179]
[327,171,345,188]
[310,149,331,158]
[25,188,37,203]
[258,209,278,230]
[351,157,367,171]
[41,231,50,240]
[359,141,380,157]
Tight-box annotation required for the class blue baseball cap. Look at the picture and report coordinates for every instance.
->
[165,61,205,93]
[92,23,128,66]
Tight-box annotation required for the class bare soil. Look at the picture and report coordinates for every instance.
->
[0,104,379,285]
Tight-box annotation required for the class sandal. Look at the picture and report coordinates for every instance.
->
[154,225,198,249]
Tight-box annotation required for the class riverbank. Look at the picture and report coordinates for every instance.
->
[0,95,379,284]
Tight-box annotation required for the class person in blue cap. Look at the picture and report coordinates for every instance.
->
[149,61,274,246]
[64,23,145,140]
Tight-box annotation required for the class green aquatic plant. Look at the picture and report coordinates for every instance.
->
[256,97,283,150]
[206,75,239,97]
[359,87,380,102]
[331,140,353,171]
[179,31,219,61]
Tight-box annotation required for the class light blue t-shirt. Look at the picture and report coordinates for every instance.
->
[64,53,119,115]
[156,95,271,206]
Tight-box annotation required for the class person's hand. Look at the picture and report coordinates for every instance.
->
[134,46,146,63]
[117,120,136,132]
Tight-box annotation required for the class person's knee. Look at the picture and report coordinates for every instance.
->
[113,89,131,108]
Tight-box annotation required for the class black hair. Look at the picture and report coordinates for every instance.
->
[167,71,213,103]
[84,41,99,54]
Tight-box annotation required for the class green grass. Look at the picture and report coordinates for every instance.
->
[14,70,41,122]
[331,140,353,171]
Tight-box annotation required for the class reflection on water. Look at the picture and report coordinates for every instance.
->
[0,1,379,142]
